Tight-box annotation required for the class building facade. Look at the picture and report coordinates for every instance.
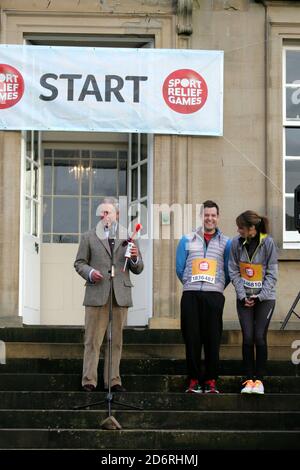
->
[0,0,299,328]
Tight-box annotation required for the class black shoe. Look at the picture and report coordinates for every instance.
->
[111,384,126,392]
[82,384,96,392]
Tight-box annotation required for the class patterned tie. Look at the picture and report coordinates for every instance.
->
[108,238,115,253]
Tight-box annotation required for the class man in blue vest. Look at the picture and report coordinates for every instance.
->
[176,200,231,393]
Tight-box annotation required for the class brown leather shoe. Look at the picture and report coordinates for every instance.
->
[83,384,96,392]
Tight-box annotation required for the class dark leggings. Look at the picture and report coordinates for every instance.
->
[237,299,275,379]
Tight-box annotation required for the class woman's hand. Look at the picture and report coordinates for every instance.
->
[244,297,255,307]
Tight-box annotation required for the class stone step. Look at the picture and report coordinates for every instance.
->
[0,391,299,411]
[0,373,299,393]
[3,342,296,360]
[0,428,299,450]
[1,358,298,375]
[1,327,299,452]
[0,409,299,431]
[0,327,298,345]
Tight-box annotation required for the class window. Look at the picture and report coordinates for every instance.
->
[25,131,40,237]
[128,134,148,237]
[42,149,127,243]
[283,47,300,247]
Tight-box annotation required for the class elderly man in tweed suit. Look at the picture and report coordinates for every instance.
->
[74,197,143,392]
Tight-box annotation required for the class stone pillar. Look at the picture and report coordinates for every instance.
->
[149,2,193,329]
[0,131,22,326]
[150,135,177,328]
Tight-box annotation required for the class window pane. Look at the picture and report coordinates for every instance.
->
[286,128,300,156]
[81,160,90,196]
[92,160,117,196]
[33,165,38,199]
[141,163,147,198]
[81,198,89,233]
[42,148,128,242]
[32,201,38,236]
[25,160,31,196]
[53,198,79,233]
[131,167,138,201]
[92,151,117,159]
[54,150,79,159]
[43,197,52,233]
[128,202,139,232]
[119,151,127,160]
[286,197,295,231]
[53,234,78,243]
[286,51,300,84]
[141,134,147,161]
[119,160,127,196]
[141,200,148,235]
[91,198,102,228]
[131,133,138,164]
[25,198,31,234]
[54,159,80,195]
[286,87,300,121]
[286,160,300,193]
[26,131,32,159]
[43,158,52,195]
[33,131,39,162]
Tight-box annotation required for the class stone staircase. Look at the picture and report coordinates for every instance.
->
[0,327,299,450]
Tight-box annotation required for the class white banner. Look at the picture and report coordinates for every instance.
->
[0,45,223,135]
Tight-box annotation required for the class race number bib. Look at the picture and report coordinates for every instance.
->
[191,258,217,284]
[239,262,263,288]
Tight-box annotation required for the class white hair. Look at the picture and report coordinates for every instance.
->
[96,197,119,216]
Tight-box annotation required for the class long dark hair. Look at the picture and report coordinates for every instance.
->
[236,210,269,234]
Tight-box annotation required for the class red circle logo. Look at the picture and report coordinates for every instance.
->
[200,261,209,271]
[246,268,254,278]
[162,69,208,114]
[0,64,24,109]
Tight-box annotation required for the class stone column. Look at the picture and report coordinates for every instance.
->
[0,131,22,326]
[149,1,193,329]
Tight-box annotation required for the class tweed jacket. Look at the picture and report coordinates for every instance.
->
[74,225,144,307]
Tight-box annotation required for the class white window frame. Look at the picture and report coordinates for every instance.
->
[283,45,300,249]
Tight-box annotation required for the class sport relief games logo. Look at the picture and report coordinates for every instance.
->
[0,64,24,109]
[245,267,254,278]
[162,69,208,114]
[199,261,209,271]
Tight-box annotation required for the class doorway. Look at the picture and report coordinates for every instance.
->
[20,131,153,326]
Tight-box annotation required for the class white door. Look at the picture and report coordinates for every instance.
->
[20,131,41,324]
[127,134,153,326]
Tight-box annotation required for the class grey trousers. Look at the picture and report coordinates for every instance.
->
[82,302,127,388]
